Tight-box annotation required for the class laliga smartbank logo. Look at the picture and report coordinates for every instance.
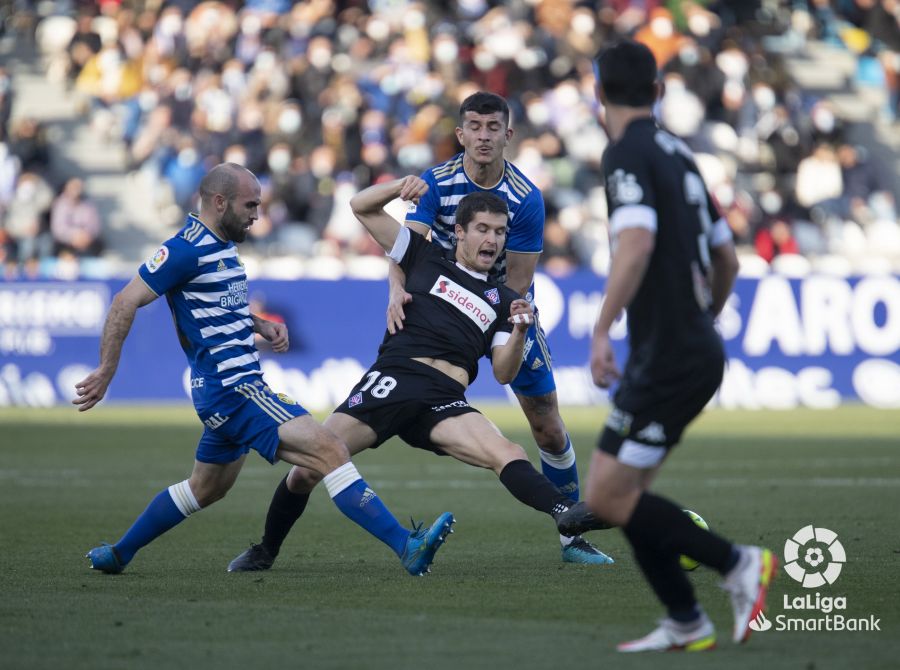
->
[748,525,880,633]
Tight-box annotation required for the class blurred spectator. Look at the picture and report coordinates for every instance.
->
[3,171,54,263]
[50,178,103,258]
[541,216,580,275]
[755,218,800,262]
[837,143,897,224]
[66,13,102,83]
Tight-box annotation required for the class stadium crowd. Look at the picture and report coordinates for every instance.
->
[0,0,899,281]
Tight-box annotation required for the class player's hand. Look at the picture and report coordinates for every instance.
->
[258,320,289,353]
[590,331,620,388]
[397,175,428,204]
[72,368,114,412]
[508,299,534,332]
[387,284,412,334]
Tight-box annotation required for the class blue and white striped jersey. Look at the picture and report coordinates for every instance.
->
[138,214,259,388]
[405,152,545,286]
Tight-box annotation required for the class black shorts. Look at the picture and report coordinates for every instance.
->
[598,352,724,468]
[333,357,480,454]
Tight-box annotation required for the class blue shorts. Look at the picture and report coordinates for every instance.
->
[508,316,556,397]
[193,377,309,465]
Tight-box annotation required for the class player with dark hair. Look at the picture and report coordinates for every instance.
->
[386,91,611,564]
[227,179,608,573]
[76,163,453,577]
[558,40,777,651]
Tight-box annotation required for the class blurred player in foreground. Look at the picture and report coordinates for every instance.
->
[558,41,777,651]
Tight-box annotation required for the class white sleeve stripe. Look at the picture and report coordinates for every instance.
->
[709,217,733,247]
[609,205,658,237]
[491,331,511,349]
[388,226,411,263]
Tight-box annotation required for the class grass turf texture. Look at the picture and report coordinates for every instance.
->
[1,405,898,670]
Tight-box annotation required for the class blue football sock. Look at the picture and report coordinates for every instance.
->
[114,480,201,565]
[539,435,579,501]
[323,462,409,556]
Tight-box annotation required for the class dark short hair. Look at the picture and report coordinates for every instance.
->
[455,192,509,230]
[459,92,510,126]
[595,40,658,107]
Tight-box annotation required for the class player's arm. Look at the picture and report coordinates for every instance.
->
[504,251,540,297]
[386,220,430,334]
[591,227,655,387]
[708,237,738,317]
[73,276,158,411]
[252,314,289,353]
[349,176,429,252]
[491,299,535,385]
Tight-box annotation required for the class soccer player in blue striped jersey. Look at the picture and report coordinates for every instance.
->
[387,92,609,564]
[75,163,453,576]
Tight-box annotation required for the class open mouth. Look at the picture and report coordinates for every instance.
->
[478,249,495,263]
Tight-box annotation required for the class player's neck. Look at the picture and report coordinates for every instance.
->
[462,154,504,189]
[605,106,654,142]
[197,210,227,242]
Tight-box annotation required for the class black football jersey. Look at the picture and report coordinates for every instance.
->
[602,118,724,383]
[379,228,519,384]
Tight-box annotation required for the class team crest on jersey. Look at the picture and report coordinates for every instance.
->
[349,392,363,408]
[608,169,644,205]
[146,245,169,273]
[430,275,497,332]
[484,287,500,305]
[276,393,297,405]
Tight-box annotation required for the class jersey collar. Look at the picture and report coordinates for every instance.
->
[455,261,488,280]
[186,212,228,243]
[461,153,507,191]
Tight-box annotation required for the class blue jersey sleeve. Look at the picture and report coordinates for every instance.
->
[506,188,545,254]
[404,169,440,229]
[138,238,198,296]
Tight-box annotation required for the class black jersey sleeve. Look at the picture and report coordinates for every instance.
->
[388,226,434,274]
[603,144,658,237]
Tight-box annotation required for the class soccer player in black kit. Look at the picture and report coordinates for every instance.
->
[228,178,607,573]
[559,40,777,651]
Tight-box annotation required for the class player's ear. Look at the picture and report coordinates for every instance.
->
[454,222,465,241]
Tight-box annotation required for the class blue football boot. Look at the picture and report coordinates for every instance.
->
[562,536,615,565]
[86,543,124,574]
[400,512,455,576]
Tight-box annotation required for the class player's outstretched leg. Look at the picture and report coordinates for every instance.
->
[228,474,310,572]
[86,479,202,574]
[321,462,455,575]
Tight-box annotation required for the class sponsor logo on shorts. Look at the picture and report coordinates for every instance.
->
[606,406,633,436]
[407,202,417,214]
[430,275,496,332]
[522,337,534,361]
[530,357,544,370]
[635,421,666,444]
[484,287,500,305]
[348,392,363,408]
[431,400,469,413]
[190,377,204,388]
[204,412,229,429]
[146,245,169,273]
[276,392,297,405]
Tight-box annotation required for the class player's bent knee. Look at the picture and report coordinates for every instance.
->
[286,465,322,493]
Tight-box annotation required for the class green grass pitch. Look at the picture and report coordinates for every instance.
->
[1,405,898,669]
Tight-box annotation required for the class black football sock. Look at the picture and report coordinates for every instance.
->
[499,459,574,516]
[624,492,733,574]
[626,533,699,621]
[261,475,310,556]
